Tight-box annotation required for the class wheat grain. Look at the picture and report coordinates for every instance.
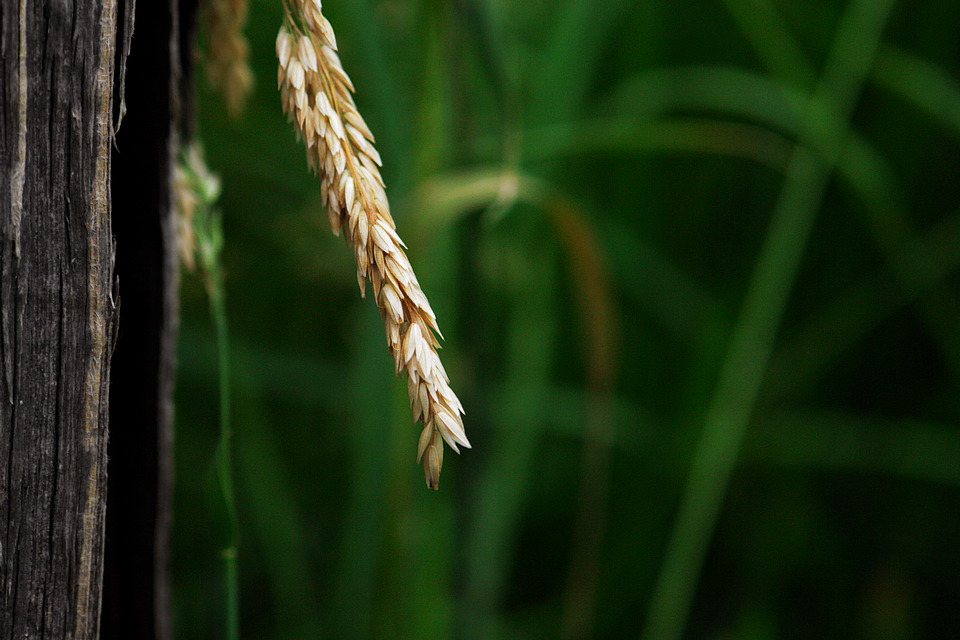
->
[277,0,469,489]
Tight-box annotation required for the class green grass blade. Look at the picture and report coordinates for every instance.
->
[462,232,560,640]
[528,0,633,125]
[873,46,960,138]
[767,212,960,400]
[232,359,325,638]
[522,117,794,171]
[332,305,394,638]
[748,412,960,488]
[721,0,816,89]
[642,1,898,638]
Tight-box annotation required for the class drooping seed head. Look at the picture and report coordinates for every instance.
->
[277,1,469,489]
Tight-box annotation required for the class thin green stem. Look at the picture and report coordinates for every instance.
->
[208,277,239,640]
[641,1,897,639]
[184,141,240,640]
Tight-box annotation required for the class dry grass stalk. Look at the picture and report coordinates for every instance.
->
[173,143,222,272]
[206,0,253,117]
[277,0,469,489]
[173,148,201,272]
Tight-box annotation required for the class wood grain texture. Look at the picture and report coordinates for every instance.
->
[0,0,118,637]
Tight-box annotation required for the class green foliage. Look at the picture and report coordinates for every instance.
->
[173,0,960,638]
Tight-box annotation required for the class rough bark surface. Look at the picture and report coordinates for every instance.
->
[0,0,119,638]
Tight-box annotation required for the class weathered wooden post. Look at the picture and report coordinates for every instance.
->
[1,1,197,636]
[0,1,119,636]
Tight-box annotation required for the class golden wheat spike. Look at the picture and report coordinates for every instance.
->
[277,0,469,489]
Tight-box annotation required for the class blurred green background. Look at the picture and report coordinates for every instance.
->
[172,0,960,638]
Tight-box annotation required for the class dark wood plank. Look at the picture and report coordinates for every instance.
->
[0,0,119,637]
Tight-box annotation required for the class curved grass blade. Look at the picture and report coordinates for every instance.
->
[642,2,898,638]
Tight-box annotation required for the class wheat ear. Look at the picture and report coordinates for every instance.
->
[206,0,253,117]
[277,0,469,489]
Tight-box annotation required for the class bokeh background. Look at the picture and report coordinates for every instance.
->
[172,0,960,638]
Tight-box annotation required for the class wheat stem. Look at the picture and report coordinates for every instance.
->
[174,144,240,638]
